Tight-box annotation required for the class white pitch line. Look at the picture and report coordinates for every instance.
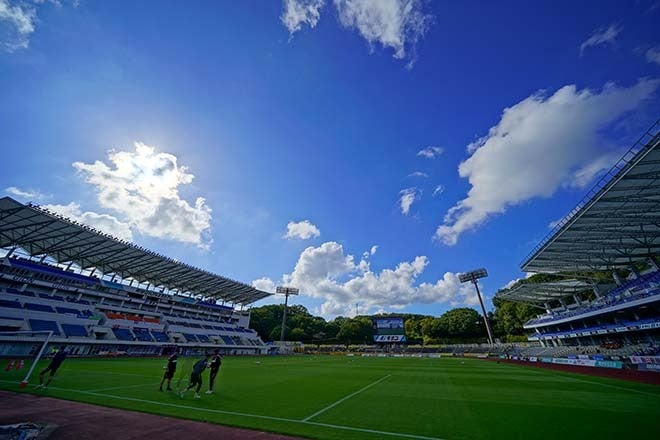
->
[88,382,162,393]
[0,379,443,440]
[499,364,660,397]
[302,374,391,422]
[558,375,660,397]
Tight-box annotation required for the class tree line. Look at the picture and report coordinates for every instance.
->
[249,280,542,345]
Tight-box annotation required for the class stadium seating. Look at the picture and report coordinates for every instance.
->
[55,306,83,315]
[151,331,170,342]
[0,258,266,353]
[220,335,235,345]
[112,328,135,341]
[61,323,88,338]
[527,274,660,326]
[24,303,55,313]
[183,333,199,343]
[0,299,22,309]
[8,258,99,285]
[132,327,154,342]
[29,319,60,335]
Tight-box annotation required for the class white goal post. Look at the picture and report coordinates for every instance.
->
[0,330,54,387]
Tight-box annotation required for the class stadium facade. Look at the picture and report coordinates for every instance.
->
[0,197,272,357]
[496,120,660,358]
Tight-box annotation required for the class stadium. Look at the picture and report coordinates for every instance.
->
[0,121,658,439]
[2,2,660,439]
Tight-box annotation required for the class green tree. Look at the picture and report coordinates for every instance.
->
[336,317,373,344]
[438,308,483,339]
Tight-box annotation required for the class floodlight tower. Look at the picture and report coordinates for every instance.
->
[459,268,494,345]
[276,286,299,342]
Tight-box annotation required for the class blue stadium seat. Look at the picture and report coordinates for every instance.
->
[196,334,210,343]
[151,331,169,342]
[61,323,88,337]
[183,333,199,343]
[112,328,135,341]
[133,327,154,342]
[0,299,22,309]
[220,335,235,345]
[24,303,55,313]
[56,306,80,315]
[29,319,60,335]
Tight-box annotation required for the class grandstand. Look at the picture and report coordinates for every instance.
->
[0,197,271,356]
[496,120,660,364]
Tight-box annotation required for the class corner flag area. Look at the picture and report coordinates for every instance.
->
[1,356,659,440]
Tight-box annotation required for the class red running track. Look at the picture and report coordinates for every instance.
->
[491,359,660,385]
[0,390,303,440]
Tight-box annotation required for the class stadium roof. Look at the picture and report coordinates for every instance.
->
[0,197,270,305]
[496,279,612,306]
[522,120,660,273]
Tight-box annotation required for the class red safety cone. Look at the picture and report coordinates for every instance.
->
[5,360,15,372]
[16,360,24,370]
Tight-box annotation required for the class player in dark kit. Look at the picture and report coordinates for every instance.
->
[159,350,179,391]
[205,350,222,394]
[36,346,67,389]
[180,353,210,399]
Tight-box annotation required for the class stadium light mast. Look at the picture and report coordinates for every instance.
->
[276,286,299,342]
[459,268,494,345]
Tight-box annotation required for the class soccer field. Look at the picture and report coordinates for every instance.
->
[1,355,659,440]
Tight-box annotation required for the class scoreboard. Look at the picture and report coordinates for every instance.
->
[373,317,406,343]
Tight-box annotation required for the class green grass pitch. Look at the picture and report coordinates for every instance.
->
[1,355,659,440]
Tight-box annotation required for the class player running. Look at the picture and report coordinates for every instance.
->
[206,350,222,394]
[159,349,179,392]
[180,353,210,399]
[36,346,67,389]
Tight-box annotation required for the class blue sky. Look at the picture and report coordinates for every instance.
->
[1,0,659,318]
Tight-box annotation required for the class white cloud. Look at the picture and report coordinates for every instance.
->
[502,278,520,290]
[432,184,445,197]
[417,146,444,159]
[0,0,35,52]
[370,245,378,255]
[548,207,580,230]
[436,79,660,245]
[548,218,562,229]
[398,187,419,215]
[334,0,433,67]
[252,277,277,293]
[568,150,621,188]
[5,186,46,200]
[408,171,429,178]
[647,46,660,65]
[73,141,212,248]
[281,0,325,35]
[579,24,622,56]
[502,272,535,290]
[44,202,133,241]
[283,220,321,240]
[256,241,477,317]
[0,0,76,53]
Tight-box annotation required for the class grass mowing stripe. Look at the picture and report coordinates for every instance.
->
[0,380,445,440]
[494,362,660,397]
[302,374,392,422]
[551,374,660,397]
[88,382,162,393]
